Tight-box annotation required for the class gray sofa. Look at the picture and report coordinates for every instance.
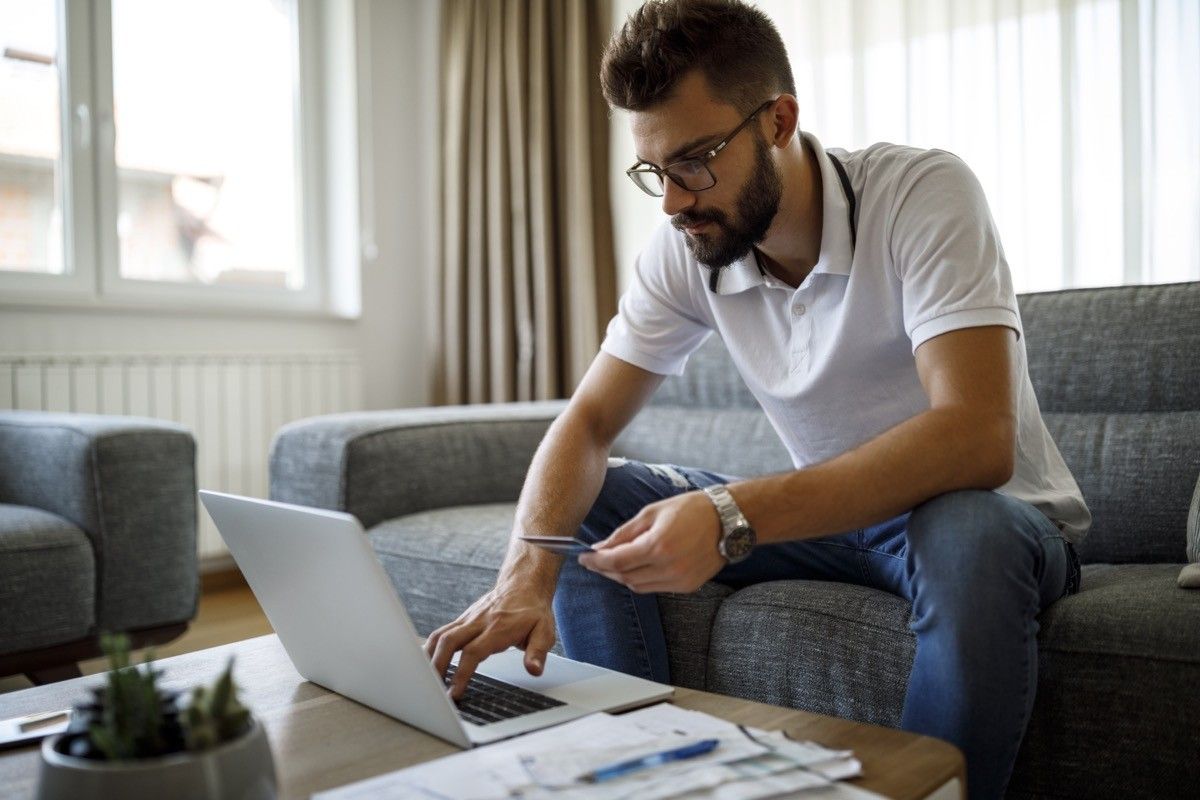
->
[270,281,1200,799]
[0,412,199,682]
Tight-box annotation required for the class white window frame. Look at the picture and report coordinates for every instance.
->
[0,0,361,318]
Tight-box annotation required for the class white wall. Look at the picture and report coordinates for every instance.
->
[0,0,441,413]
[354,0,440,410]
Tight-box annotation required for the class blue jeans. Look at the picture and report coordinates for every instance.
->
[553,459,1081,800]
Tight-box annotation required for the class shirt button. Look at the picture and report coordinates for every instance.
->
[792,304,806,317]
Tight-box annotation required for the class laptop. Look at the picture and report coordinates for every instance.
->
[198,490,674,747]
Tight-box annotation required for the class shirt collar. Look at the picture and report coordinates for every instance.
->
[706,131,854,295]
[806,131,855,279]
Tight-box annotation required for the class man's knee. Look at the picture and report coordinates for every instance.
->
[903,490,1055,636]
[906,490,1042,573]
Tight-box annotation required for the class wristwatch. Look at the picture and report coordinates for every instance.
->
[702,485,756,563]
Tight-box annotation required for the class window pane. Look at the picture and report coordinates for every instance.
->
[111,0,301,288]
[0,0,65,275]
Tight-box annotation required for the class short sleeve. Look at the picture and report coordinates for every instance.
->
[600,227,712,376]
[889,151,1021,353]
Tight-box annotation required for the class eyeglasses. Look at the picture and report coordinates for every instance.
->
[626,99,777,198]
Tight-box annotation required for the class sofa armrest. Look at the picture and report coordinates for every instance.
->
[0,411,198,634]
[269,401,568,530]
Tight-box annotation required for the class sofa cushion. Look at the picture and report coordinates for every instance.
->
[658,582,734,691]
[1043,412,1200,564]
[1037,563,1200,662]
[1018,282,1200,414]
[613,407,793,479]
[369,502,733,671]
[0,504,95,653]
[705,580,915,727]
[369,503,518,642]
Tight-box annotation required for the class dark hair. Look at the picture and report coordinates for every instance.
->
[601,0,796,115]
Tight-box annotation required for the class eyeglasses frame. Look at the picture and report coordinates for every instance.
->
[625,98,779,198]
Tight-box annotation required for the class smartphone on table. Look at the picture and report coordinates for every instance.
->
[0,710,71,752]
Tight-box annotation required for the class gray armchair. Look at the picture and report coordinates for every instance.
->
[0,412,199,683]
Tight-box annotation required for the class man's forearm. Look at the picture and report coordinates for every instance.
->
[733,406,1015,545]
[496,411,612,594]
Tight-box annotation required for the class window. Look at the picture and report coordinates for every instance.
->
[0,0,64,276]
[0,0,360,315]
[109,0,300,289]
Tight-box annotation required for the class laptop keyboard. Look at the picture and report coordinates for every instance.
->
[443,663,566,726]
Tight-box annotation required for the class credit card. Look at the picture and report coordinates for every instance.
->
[518,535,595,555]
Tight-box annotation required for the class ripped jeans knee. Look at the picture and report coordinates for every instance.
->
[576,458,704,545]
[605,457,692,489]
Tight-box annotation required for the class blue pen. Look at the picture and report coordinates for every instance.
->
[581,738,720,783]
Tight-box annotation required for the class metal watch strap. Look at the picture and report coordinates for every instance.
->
[702,484,754,562]
[703,484,744,534]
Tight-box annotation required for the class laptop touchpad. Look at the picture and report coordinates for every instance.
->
[476,649,601,690]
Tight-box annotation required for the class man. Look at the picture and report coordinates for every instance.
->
[424,1,1089,797]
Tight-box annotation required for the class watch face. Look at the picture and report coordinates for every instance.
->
[724,526,755,560]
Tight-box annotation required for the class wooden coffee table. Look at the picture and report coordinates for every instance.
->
[0,635,964,799]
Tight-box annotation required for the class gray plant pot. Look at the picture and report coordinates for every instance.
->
[36,717,277,800]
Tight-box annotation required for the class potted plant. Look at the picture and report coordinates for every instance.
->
[36,634,277,800]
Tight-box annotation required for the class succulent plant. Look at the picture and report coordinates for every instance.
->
[60,632,250,761]
[182,657,251,751]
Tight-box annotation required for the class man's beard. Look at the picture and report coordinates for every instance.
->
[671,134,782,269]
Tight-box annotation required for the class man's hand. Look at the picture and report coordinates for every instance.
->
[579,490,725,594]
[423,580,557,700]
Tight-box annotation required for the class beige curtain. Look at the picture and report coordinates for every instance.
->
[437,0,617,405]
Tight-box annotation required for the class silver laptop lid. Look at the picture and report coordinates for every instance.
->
[198,490,473,748]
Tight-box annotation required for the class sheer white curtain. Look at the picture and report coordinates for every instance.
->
[765,0,1199,291]
[610,0,1200,293]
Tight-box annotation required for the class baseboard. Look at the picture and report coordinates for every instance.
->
[199,561,248,594]
[199,553,238,575]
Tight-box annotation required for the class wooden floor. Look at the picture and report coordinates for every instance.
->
[0,576,272,695]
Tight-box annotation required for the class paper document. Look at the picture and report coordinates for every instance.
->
[520,703,769,790]
[314,713,644,800]
[315,702,877,800]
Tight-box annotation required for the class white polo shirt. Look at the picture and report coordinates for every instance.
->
[602,131,1092,543]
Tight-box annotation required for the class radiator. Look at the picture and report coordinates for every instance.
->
[0,351,363,565]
